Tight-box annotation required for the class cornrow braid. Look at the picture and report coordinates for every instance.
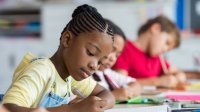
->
[61,4,114,42]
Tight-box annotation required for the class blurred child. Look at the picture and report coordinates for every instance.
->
[2,4,115,112]
[93,19,141,101]
[112,15,186,88]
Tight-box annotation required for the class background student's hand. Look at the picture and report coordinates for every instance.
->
[174,72,187,84]
[112,88,131,100]
[112,83,141,101]
[157,75,178,88]
[128,82,142,97]
[68,96,107,112]
[168,66,187,84]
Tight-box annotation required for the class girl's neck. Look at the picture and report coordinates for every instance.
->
[134,32,150,53]
[50,51,70,81]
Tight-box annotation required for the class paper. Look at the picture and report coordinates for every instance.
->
[166,94,200,101]
[157,91,200,101]
[105,105,168,112]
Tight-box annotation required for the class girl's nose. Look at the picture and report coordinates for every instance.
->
[88,61,98,71]
[163,45,169,53]
[108,53,116,63]
[109,56,116,62]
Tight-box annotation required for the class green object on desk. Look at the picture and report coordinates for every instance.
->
[116,96,164,104]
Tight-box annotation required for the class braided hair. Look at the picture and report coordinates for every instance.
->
[61,4,114,42]
[104,19,126,41]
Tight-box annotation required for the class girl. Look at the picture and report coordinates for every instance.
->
[93,19,141,101]
[113,15,186,88]
[2,4,115,112]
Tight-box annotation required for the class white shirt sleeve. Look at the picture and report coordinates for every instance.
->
[104,69,136,87]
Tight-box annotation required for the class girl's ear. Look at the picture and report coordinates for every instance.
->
[150,23,161,35]
[60,31,73,47]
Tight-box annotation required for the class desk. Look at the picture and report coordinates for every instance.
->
[106,104,168,112]
[106,80,200,112]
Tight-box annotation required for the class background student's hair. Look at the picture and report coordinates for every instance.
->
[137,15,181,48]
[61,4,114,38]
[104,19,127,41]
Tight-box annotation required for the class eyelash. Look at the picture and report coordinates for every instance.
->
[86,49,104,65]
[98,61,103,65]
[87,49,95,56]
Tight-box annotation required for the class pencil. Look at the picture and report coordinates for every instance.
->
[72,87,86,99]
[159,55,169,75]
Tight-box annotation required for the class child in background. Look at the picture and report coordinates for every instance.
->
[93,19,141,101]
[2,4,115,112]
[112,15,186,88]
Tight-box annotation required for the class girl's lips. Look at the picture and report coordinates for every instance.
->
[103,64,111,69]
[80,71,89,78]
[80,68,92,78]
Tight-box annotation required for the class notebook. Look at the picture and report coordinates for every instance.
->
[116,96,164,104]
[166,94,200,101]
[157,91,200,102]
[105,105,168,112]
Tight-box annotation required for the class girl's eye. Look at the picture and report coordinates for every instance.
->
[116,53,120,58]
[87,49,95,56]
[98,61,102,65]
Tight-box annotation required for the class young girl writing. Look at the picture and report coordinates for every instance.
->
[93,19,141,101]
[113,15,186,88]
[2,4,115,112]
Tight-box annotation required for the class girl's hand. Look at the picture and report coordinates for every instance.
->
[158,75,178,88]
[68,96,107,112]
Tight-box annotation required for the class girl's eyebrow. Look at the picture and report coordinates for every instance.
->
[88,42,101,53]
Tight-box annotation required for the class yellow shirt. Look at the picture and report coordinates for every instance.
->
[3,53,96,107]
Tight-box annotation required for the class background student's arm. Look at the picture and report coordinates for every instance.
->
[185,71,200,79]
[114,69,128,76]
[137,75,178,88]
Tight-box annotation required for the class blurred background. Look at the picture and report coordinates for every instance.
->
[0,0,200,93]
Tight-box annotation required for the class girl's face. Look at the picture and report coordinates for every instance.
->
[148,32,176,57]
[62,31,113,81]
[99,34,125,71]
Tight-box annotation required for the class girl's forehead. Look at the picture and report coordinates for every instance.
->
[78,31,113,48]
[79,31,113,42]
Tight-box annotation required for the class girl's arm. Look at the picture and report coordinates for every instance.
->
[89,84,115,109]
[3,103,70,112]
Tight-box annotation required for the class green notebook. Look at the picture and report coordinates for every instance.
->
[116,96,165,104]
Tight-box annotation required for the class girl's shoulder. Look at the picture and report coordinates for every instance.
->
[13,53,56,82]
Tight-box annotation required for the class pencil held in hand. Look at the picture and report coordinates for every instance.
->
[72,87,86,99]
[159,55,169,75]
